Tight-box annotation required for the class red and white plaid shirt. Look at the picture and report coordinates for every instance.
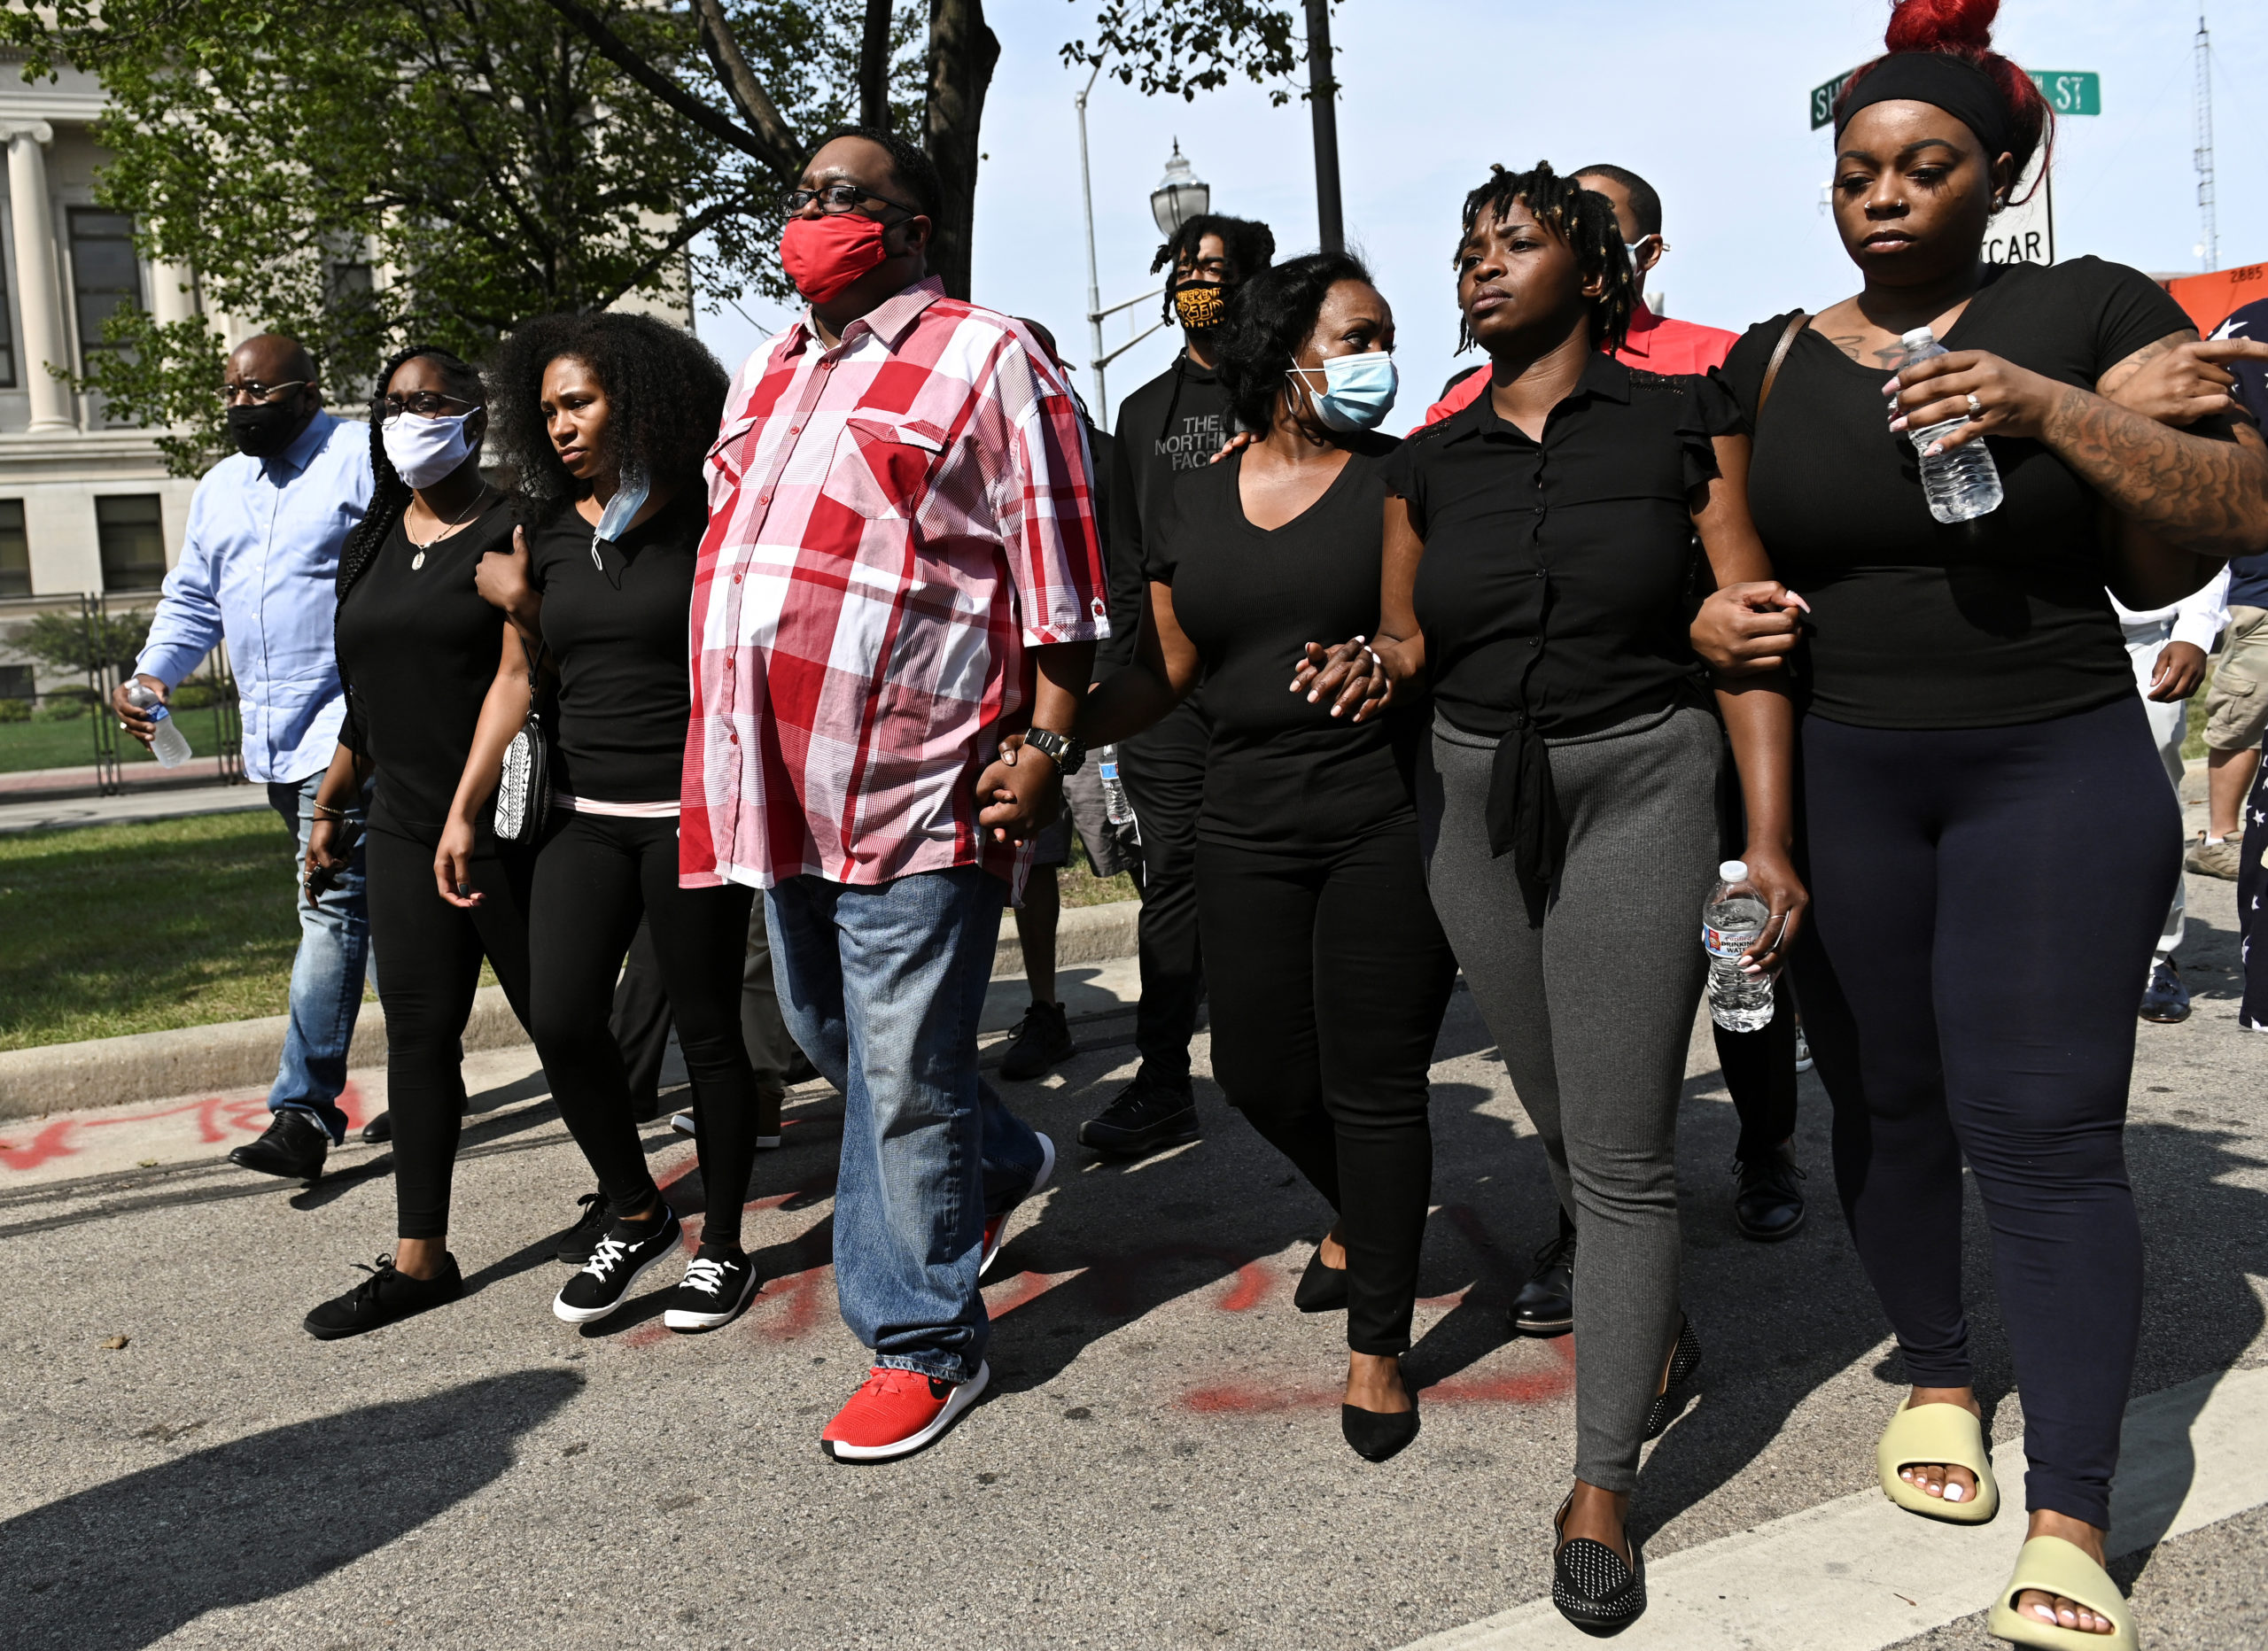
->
[680,276,1107,892]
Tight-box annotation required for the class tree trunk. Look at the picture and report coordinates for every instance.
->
[858,0,893,129]
[923,0,998,301]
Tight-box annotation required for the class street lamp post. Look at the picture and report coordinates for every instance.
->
[1305,0,1344,254]
[1074,66,1210,426]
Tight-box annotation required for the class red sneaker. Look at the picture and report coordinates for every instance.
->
[980,1131,1056,1279]
[820,1361,990,1461]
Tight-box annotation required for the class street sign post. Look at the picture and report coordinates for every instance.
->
[1810,68,2099,129]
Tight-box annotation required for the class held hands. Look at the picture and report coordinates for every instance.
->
[1691,583,1810,676]
[974,734,1065,845]
[1884,349,2063,454]
[109,673,167,749]
[433,815,484,909]
[2104,337,2268,427]
[476,526,537,623]
[2148,639,2208,702]
[1736,845,1809,974]
[1289,637,1394,722]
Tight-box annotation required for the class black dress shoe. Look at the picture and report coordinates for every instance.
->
[998,1001,1076,1081]
[1511,1229,1576,1337]
[1732,1143,1806,1243]
[1077,1072,1200,1157]
[360,1111,392,1144]
[304,1253,463,1339]
[1342,1399,1419,1462]
[1552,1495,1647,1632]
[1293,1244,1349,1313]
[229,1110,330,1181]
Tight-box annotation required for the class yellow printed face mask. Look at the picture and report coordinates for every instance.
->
[1172,282,1228,331]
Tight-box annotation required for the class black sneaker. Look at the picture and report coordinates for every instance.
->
[998,1001,1076,1081]
[1077,1071,1200,1157]
[1511,1229,1576,1337]
[663,1244,761,1332]
[552,1190,610,1265]
[304,1253,463,1340]
[553,1207,682,1324]
[1732,1143,1807,1243]
[229,1110,330,1181]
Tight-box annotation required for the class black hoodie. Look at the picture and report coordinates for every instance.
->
[1099,351,1234,670]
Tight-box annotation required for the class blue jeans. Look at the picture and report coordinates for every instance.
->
[766,866,1046,1384]
[266,777,373,1143]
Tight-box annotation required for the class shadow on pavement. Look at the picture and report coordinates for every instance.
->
[0,1368,581,1651]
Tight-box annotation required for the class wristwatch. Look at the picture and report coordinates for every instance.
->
[1021,726,1086,775]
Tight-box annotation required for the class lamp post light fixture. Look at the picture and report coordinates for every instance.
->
[1075,66,1207,425]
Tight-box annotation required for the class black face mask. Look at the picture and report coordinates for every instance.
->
[227,399,304,457]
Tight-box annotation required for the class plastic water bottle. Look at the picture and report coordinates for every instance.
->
[1899,327,2003,523]
[124,681,190,768]
[1703,859,1776,1033]
[1097,744,1137,829]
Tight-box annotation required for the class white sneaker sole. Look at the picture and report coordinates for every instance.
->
[552,1229,680,1324]
[664,1264,762,1332]
[671,1111,781,1150]
[822,1360,990,1461]
[980,1132,1055,1280]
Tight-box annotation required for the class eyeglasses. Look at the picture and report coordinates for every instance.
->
[379,391,477,426]
[783,182,921,218]
[220,379,311,405]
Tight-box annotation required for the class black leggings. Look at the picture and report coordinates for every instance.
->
[1791,697,2177,1529]
[1194,824,1457,1356]
[363,826,535,1241]
[528,810,761,1248]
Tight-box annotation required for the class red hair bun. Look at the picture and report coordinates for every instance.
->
[1885,0,2000,56]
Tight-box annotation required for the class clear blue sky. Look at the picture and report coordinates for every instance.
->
[695,0,2267,425]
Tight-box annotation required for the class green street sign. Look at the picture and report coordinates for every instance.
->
[1810,66,2100,128]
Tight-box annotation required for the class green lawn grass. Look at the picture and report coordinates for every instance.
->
[0,715,152,774]
[0,811,310,1050]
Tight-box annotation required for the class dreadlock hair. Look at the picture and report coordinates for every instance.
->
[337,344,485,600]
[805,123,945,227]
[1151,213,1278,326]
[1453,160,1635,356]
[1212,250,1374,438]
[1835,0,2053,198]
[485,312,730,523]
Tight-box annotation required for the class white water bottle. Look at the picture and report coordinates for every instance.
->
[1097,744,1137,829]
[124,681,190,768]
[1899,327,2003,523]
[1702,859,1776,1034]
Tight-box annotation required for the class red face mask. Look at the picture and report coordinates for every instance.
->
[781,213,890,305]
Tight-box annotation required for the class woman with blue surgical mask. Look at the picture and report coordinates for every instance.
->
[1074,252,1456,1465]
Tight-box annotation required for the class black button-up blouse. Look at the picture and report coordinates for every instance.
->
[1383,352,1740,740]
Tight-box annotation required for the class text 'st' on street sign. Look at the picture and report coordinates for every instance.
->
[1809,68,2100,129]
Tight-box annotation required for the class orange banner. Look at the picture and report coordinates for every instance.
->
[2163,264,2268,336]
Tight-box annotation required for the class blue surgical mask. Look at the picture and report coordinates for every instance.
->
[1288,352,1399,431]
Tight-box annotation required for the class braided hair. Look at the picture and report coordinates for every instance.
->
[336,344,485,600]
[1151,213,1277,327]
[485,312,729,523]
[1454,161,1636,356]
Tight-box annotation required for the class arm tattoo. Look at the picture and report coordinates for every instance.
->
[2042,383,2268,558]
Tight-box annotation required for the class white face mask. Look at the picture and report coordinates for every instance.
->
[382,409,478,489]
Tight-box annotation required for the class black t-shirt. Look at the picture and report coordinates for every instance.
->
[1143,435,1414,851]
[1718,256,2195,729]
[1106,353,1234,672]
[1385,353,1736,738]
[335,502,515,843]
[2213,296,2268,610]
[527,491,706,804]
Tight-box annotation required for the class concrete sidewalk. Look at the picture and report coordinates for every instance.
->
[0,779,268,835]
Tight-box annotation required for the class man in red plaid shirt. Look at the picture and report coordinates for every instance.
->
[684,127,1107,1461]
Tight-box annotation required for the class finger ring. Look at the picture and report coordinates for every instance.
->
[1965,392,1984,420]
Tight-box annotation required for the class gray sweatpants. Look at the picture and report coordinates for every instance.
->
[1420,705,1720,1492]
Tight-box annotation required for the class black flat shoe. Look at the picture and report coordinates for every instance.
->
[304,1253,463,1340]
[359,1111,392,1144]
[229,1110,330,1181]
[1341,1399,1418,1462]
[1553,1495,1647,1633]
[1293,1244,1348,1313]
[1643,1318,1703,1440]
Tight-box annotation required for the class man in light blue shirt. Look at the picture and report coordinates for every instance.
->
[114,334,375,1179]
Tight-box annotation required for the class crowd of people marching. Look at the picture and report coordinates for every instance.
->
[110,0,2268,1641]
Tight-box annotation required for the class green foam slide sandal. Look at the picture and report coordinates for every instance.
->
[1986,1535,2137,1651]
[1876,1396,2000,1523]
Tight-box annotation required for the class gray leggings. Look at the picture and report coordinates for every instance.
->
[1420,705,1720,1492]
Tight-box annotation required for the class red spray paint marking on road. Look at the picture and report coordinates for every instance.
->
[1182,1334,1577,1415]
[0,1081,369,1172]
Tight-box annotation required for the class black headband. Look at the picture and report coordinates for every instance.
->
[1834,50,2013,160]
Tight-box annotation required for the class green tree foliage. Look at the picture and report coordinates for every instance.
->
[9,608,151,678]
[1062,0,1319,105]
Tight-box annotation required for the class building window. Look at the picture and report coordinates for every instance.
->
[67,209,143,364]
[0,240,18,387]
[0,663,32,700]
[0,500,26,597]
[96,494,165,592]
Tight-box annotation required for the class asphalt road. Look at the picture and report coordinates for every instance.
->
[2,867,2263,1650]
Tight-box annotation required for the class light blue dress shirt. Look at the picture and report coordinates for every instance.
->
[136,411,374,783]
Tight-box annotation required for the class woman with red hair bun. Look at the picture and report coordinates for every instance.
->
[1696,2,2268,1647]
